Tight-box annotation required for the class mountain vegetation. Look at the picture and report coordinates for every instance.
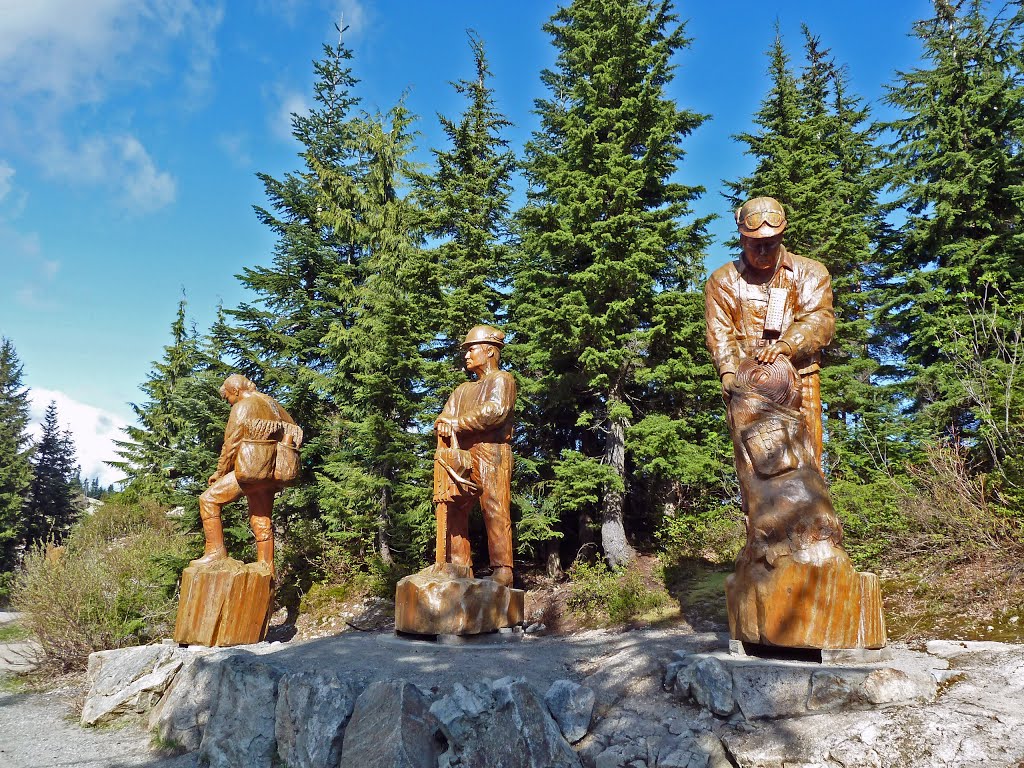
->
[7,1,1024,644]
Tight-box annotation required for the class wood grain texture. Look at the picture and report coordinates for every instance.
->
[394,563,524,636]
[173,559,274,646]
[726,543,886,650]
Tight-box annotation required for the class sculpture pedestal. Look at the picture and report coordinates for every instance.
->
[726,545,886,650]
[173,558,274,646]
[394,563,525,636]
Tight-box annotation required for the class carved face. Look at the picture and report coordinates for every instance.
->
[741,233,784,272]
[464,342,494,376]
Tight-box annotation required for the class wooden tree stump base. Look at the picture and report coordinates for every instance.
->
[394,563,524,636]
[173,558,274,647]
[726,545,886,650]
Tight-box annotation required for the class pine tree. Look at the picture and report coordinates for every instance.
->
[510,0,710,567]
[24,402,79,545]
[0,339,33,570]
[112,300,229,508]
[726,26,894,480]
[881,0,1024,482]
[316,102,432,567]
[417,32,516,401]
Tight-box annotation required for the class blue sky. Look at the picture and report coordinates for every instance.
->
[0,0,932,484]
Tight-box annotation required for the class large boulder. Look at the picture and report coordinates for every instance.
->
[431,677,582,768]
[148,648,243,752]
[276,670,364,768]
[82,644,186,726]
[197,653,283,768]
[544,679,595,744]
[339,680,442,768]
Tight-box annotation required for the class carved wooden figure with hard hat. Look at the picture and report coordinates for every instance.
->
[434,324,517,586]
[704,196,835,469]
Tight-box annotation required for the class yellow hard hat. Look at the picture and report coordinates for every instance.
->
[461,324,506,349]
[736,196,787,239]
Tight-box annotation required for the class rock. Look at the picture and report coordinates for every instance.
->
[339,680,441,768]
[862,667,936,706]
[732,663,810,719]
[276,670,364,768]
[394,564,525,636]
[149,648,242,753]
[594,742,646,768]
[690,657,735,717]
[807,670,859,712]
[198,653,283,768]
[673,661,698,700]
[174,558,274,646]
[544,679,595,744]
[431,676,582,767]
[81,645,185,726]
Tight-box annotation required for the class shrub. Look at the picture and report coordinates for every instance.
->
[566,559,668,625]
[657,508,745,567]
[12,501,190,673]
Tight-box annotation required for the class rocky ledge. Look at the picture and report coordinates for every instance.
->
[81,635,1024,768]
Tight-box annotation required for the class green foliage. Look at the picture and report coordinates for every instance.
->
[881,1,1024,457]
[830,477,911,567]
[23,401,79,546]
[511,0,711,567]
[657,508,744,567]
[0,338,32,571]
[12,500,189,673]
[112,299,229,511]
[566,559,669,625]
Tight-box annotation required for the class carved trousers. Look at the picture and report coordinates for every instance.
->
[199,471,275,542]
[438,443,513,569]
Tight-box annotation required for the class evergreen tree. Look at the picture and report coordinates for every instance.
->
[0,339,33,570]
[317,102,432,567]
[510,0,710,567]
[726,26,894,480]
[881,0,1024,485]
[24,402,79,545]
[111,300,229,508]
[417,31,516,395]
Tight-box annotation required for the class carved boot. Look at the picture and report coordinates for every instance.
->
[485,566,513,587]
[255,537,275,578]
[190,515,227,567]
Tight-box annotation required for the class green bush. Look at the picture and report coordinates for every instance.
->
[566,559,668,625]
[657,508,745,567]
[12,501,190,674]
[830,477,911,567]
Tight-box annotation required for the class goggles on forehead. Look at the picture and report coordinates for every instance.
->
[740,208,786,231]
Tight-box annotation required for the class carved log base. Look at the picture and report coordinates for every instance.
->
[726,547,886,650]
[173,558,274,646]
[394,563,524,636]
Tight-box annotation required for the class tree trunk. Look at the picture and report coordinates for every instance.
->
[601,408,636,568]
[378,485,394,566]
[545,539,563,579]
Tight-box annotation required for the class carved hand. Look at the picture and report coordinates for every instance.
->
[721,372,737,401]
[756,340,793,364]
[435,417,458,438]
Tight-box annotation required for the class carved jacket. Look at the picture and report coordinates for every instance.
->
[704,247,835,379]
[215,392,295,479]
[439,369,516,450]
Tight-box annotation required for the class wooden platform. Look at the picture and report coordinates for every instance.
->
[173,558,274,646]
[726,546,887,650]
[394,563,524,636]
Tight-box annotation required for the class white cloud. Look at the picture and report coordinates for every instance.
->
[27,388,128,488]
[272,89,309,142]
[0,161,13,202]
[336,0,368,38]
[217,132,252,167]
[0,0,221,211]
[40,134,177,213]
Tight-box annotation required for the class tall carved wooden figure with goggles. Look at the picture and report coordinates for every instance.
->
[704,196,834,469]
